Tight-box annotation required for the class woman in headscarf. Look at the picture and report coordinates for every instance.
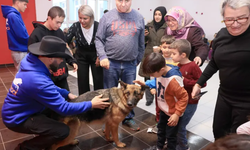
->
[165,6,209,150]
[139,6,167,106]
[165,6,208,66]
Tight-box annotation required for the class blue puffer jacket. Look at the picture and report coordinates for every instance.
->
[2,53,92,127]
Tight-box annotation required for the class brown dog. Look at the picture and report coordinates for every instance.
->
[49,81,147,150]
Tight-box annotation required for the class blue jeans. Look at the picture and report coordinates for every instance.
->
[103,59,137,120]
[177,104,198,150]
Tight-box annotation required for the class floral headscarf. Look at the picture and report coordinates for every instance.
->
[164,6,204,39]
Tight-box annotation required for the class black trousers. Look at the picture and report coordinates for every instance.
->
[157,111,180,150]
[8,112,70,150]
[144,77,154,103]
[76,52,103,95]
[213,94,250,140]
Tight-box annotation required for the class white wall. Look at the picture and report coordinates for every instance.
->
[131,0,163,24]
[110,0,162,24]
[161,0,225,40]
[35,0,225,40]
[35,0,53,21]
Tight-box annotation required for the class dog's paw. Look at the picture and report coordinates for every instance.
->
[70,139,79,145]
[116,142,126,148]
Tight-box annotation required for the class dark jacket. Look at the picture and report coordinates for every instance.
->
[28,22,77,82]
[66,21,99,61]
[139,21,167,77]
[186,27,209,65]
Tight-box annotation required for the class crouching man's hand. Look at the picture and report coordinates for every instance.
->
[91,94,110,109]
[68,93,78,100]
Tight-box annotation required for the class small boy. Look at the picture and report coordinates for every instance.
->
[160,35,178,66]
[151,35,178,134]
[134,52,188,150]
[169,39,206,150]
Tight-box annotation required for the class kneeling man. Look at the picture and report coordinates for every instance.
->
[2,36,110,150]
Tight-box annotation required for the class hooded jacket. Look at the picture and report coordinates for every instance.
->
[145,64,188,117]
[1,5,29,52]
[28,22,77,83]
[2,53,92,128]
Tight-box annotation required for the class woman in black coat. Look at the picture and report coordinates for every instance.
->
[66,5,103,95]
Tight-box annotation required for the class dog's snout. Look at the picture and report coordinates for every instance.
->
[127,101,133,107]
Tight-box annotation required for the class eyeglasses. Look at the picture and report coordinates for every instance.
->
[166,19,177,23]
[223,16,249,26]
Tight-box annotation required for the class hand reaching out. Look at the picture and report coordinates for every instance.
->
[133,80,146,86]
[91,94,110,109]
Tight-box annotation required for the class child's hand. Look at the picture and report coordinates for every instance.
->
[133,80,145,86]
[150,88,156,95]
[168,114,179,126]
[153,46,161,53]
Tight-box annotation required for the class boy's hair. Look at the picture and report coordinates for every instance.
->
[13,0,29,3]
[203,134,250,150]
[142,52,166,75]
[161,35,175,44]
[48,6,65,19]
[169,39,191,58]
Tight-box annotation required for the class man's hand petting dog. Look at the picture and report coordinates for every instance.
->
[68,93,78,100]
[91,94,110,109]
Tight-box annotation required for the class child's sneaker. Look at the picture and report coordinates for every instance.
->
[152,124,158,134]
[122,119,140,131]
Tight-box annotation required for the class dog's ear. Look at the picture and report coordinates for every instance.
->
[119,81,127,89]
[141,85,150,91]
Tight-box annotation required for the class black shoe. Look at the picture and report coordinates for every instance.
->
[143,145,162,150]
[14,144,22,150]
[146,101,153,106]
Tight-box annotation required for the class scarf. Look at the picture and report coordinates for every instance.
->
[164,6,204,39]
[153,6,167,32]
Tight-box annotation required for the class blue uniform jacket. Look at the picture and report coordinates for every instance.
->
[2,53,92,127]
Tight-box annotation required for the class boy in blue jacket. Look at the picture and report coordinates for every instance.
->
[1,0,29,70]
[2,36,110,150]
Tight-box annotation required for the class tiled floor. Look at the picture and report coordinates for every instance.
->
[0,64,212,150]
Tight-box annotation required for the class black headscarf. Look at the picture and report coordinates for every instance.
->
[153,6,167,32]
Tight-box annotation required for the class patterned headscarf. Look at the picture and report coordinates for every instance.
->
[164,6,204,39]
